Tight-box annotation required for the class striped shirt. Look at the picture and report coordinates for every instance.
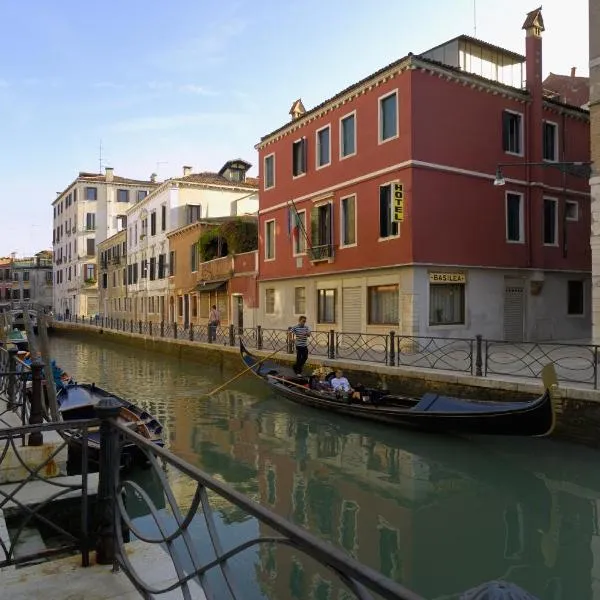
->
[289,324,311,347]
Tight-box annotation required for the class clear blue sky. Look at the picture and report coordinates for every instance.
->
[0,0,589,256]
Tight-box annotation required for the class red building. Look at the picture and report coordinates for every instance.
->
[255,8,591,342]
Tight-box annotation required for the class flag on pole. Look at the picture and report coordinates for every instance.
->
[287,206,292,239]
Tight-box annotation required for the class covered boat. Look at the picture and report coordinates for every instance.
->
[239,341,556,437]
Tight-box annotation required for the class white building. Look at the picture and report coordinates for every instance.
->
[126,159,258,323]
[52,168,158,316]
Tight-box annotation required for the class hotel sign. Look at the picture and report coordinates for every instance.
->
[391,183,404,223]
[429,272,466,284]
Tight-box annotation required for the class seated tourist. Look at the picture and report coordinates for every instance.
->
[330,370,351,393]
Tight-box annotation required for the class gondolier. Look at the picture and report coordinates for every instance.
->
[288,315,311,375]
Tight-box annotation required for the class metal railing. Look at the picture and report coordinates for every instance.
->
[54,314,600,388]
[94,399,424,600]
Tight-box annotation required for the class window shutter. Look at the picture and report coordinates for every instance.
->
[310,206,319,247]
[302,137,308,174]
[502,112,509,151]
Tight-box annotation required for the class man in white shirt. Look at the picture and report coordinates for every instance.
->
[330,369,351,393]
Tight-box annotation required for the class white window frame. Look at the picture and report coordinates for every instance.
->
[542,120,559,163]
[505,191,524,244]
[378,89,399,144]
[315,125,331,170]
[565,200,579,222]
[292,209,307,257]
[543,196,559,247]
[339,110,357,160]
[294,286,306,315]
[340,194,357,248]
[264,218,276,261]
[292,137,307,179]
[264,153,275,190]
[503,109,524,157]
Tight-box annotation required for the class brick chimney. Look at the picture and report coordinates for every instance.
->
[183,165,192,177]
[105,167,114,182]
[571,66,577,77]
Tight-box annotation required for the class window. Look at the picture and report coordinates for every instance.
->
[86,212,96,231]
[22,271,29,282]
[150,211,156,236]
[502,111,522,154]
[505,192,524,242]
[117,189,129,203]
[86,238,95,256]
[137,190,148,202]
[429,283,465,326]
[45,271,52,284]
[265,288,275,314]
[310,203,333,260]
[379,92,398,142]
[169,250,176,276]
[265,220,275,260]
[102,272,108,289]
[85,264,95,280]
[379,184,399,238]
[178,296,183,317]
[566,200,579,221]
[294,287,306,314]
[567,281,584,316]
[85,187,97,201]
[293,210,306,255]
[22,289,30,300]
[292,138,307,177]
[340,195,356,246]
[149,256,156,281]
[317,289,336,323]
[264,154,275,189]
[316,126,330,168]
[187,204,201,224]
[543,122,558,161]
[158,254,165,278]
[161,204,167,231]
[192,295,198,317]
[340,113,356,158]
[190,244,198,271]
[543,198,558,245]
[368,285,399,325]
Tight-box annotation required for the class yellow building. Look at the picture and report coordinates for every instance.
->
[98,230,128,320]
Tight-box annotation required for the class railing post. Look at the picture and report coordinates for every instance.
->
[595,346,599,390]
[138,320,142,334]
[7,347,17,409]
[173,322,177,339]
[130,319,133,333]
[27,358,44,446]
[95,397,123,565]
[388,331,396,366]
[160,321,164,338]
[328,329,335,359]
[257,325,263,350]
[229,324,235,347]
[101,316,105,328]
[189,323,194,341]
[149,321,153,337]
[475,334,483,377]
[287,331,294,354]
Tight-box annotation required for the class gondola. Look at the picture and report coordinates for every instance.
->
[239,340,557,437]
[50,364,165,468]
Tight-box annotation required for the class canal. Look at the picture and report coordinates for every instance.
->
[50,334,600,600]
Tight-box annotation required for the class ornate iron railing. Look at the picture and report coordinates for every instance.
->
[93,402,424,600]
[55,314,600,388]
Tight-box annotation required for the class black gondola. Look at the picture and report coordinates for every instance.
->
[55,382,165,468]
[239,340,557,437]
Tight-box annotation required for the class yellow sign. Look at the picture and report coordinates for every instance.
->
[429,272,466,284]
[392,182,404,223]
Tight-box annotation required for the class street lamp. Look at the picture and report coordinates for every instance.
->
[493,161,592,186]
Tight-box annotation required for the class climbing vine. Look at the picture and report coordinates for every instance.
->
[198,219,257,261]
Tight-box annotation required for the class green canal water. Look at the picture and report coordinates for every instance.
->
[49,334,600,600]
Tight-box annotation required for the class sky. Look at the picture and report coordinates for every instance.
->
[0,0,589,256]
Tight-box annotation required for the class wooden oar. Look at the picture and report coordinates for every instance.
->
[268,375,312,391]
[204,347,285,397]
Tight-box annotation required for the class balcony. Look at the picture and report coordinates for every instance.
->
[308,244,334,262]
[112,256,122,265]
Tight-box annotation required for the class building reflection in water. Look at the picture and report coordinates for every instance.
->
[50,336,600,600]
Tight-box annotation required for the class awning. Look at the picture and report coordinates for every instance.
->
[191,279,228,293]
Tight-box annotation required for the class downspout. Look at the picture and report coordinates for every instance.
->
[526,97,533,268]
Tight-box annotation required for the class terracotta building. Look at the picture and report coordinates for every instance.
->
[255,7,591,342]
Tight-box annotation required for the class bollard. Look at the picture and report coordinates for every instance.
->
[475,334,483,377]
[388,331,396,367]
[229,324,235,346]
[7,347,17,409]
[27,358,44,446]
[95,396,123,564]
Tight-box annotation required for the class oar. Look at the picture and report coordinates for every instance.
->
[204,346,285,397]
[268,375,312,391]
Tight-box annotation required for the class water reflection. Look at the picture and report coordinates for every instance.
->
[50,335,600,600]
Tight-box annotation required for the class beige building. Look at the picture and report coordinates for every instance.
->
[591,0,600,339]
[9,251,53,310]
[52,168,158,317]
[98,230,128,320]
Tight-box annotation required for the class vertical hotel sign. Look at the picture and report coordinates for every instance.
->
[391,183,404,223]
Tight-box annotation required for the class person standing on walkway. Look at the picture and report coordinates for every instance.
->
[288,315,311,375]
[208,304,220,342]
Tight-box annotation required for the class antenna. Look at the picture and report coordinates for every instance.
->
[473,0,477,37]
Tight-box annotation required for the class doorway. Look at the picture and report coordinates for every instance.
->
[503,282,525,342]
[234,295,244,333]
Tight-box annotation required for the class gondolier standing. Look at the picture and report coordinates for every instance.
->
[288,315,311,375]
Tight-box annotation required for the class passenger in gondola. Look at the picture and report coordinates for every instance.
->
[331,369,371,403]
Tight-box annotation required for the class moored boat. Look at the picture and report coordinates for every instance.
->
[239,340,556,437]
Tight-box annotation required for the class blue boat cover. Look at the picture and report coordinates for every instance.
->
[59,386,122,413]
[412,393,529,414]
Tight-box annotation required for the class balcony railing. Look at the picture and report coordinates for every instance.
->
[308,244,334,261]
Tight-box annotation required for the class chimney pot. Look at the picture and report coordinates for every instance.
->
[183,166,192,177]
[105,167,114,182]
[150,173,157,183]
[571,66,577,77]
